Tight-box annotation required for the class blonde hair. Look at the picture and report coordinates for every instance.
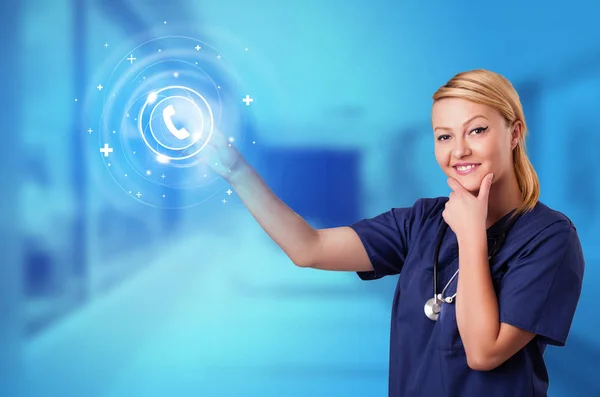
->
[432,69,540,217]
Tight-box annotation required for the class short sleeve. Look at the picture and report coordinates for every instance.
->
[349,198,438,281]
[498,220,585,346]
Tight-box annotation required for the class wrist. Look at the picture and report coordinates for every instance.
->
[224,156,252,186]
[456,226,487,249]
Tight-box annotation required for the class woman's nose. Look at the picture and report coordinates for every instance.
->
[452,139,471,158]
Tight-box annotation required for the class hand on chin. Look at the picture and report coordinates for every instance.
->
[453,175,480,194]
[443,173,494,238]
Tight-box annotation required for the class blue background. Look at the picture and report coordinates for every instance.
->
[2,0,599,396]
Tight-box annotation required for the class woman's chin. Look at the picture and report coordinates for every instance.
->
[453,175,482,194]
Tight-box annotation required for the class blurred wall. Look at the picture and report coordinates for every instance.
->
[1,0,22,395]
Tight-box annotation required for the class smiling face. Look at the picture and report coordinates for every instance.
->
[432,97,520,194]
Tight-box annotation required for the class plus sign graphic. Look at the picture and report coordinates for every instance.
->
[242,94,253,106]
[100,143,113,157]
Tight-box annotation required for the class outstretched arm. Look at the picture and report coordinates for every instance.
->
[205,132,372,272]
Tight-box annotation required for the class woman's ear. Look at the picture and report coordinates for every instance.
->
[510,121,522,150]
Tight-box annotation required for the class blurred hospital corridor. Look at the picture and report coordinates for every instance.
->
[18,209,392,397]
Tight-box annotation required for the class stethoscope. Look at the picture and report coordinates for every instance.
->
[424,211,519,321]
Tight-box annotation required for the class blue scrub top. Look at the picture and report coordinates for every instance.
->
[350,197,585,397]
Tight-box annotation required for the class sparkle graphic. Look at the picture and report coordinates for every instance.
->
[242,94,253,106]
[100,143,113,157]
[87,128,93,134]
[156,154,169,164]
[195,45,201,51]
[104,43,109,48]
[226,189,232,195]
[97,84,104,91]
[147,91,158,104]
[127,54,136,64]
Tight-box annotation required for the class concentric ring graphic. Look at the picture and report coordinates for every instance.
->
[148,95,205,151]
[86,35,255,209]
[139,85,213,160]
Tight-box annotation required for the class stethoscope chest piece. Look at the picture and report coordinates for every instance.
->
[424,213,519,322]
[424,296,442,321]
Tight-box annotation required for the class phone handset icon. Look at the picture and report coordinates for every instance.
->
[162,104,190,140]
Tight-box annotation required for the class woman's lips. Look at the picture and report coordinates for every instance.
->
[453,164,480,176]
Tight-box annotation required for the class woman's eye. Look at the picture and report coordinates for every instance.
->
[437,134,450,141]
[470,126,489,135]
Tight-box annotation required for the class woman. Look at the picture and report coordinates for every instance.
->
[204,69,585,397]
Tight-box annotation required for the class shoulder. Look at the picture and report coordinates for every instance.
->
[517,201,577,239]
[385,196,447,228]
[514,201,584,264]
[385,196,448,238]
[353,196,447,236]
[399,196,448,220]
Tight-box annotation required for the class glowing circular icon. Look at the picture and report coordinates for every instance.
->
[88,35,254,209]
[139,85,214,161]
[149,96,204,151]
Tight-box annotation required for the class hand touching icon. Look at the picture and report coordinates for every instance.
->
[158,102,246,180]
[197,126,244,180]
